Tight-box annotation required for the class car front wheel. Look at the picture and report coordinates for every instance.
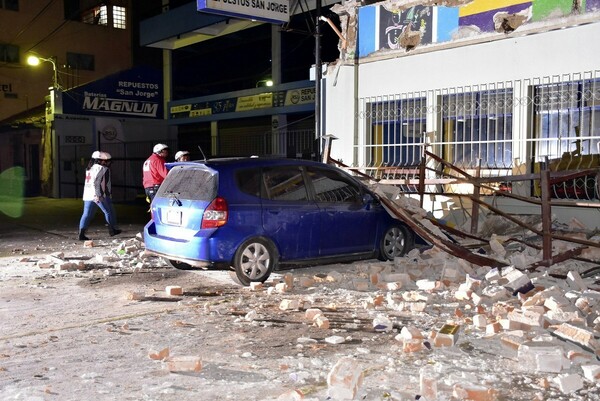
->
[378,225,413,261]
[231,237,277,286]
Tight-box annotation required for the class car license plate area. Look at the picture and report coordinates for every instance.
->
[165,209,182,226]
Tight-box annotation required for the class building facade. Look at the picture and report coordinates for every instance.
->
[0,0,135,196]
[324,0,600,227]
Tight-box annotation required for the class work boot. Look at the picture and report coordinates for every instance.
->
[78,229,89,241]
[109,227,122,237]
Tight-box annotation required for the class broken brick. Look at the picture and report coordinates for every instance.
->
[453,382,499,401]
[553,322,600,353]
[148,347,170,360]
[164,356,202,373]
[327,357,364,400]
[165,286,183,296]
[554,373,584,394]
[518,341,567,373]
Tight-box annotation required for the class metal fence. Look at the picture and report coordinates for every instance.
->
[218,129,319,160]
[358,70,600,200]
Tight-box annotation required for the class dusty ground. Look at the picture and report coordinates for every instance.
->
[1,198,599,401]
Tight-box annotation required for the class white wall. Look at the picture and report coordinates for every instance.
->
[324,21,600,165]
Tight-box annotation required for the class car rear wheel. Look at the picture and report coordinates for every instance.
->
[378,225,413,261]
[232,237,277,286]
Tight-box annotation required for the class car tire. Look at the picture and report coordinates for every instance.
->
[378,225,413,261]
[164,258,195,270]
[232,237,277,286]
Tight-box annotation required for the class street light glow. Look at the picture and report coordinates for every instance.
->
[256,79,273,88]
[27,55,42,66]
[26,54,58,89]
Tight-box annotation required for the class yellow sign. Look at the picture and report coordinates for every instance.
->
[171,104,192,113]
[236,93,273,112]
[190,108,212,117]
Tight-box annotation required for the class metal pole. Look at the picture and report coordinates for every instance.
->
[315,0,322,151]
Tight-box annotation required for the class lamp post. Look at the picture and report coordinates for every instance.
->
[26,55,59,89]
[27,54,61,198]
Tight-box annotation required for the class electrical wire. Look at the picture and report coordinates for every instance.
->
[9,0,57,44]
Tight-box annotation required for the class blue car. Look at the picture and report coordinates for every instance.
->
[143,158,414,286]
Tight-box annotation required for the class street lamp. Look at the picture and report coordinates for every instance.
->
[256,79,273,88]
[26,54,61,199]
[27,54,58,89]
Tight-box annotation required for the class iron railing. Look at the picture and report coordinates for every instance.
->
[357,71,600,200]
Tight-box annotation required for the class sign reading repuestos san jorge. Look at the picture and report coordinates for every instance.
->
[198,0,289,24]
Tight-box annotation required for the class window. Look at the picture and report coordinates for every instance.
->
[0,43,19,63]
[81,5,107,26]
[0,0,19,11]
[156,167,217,201]
[66,52,95,71]
[533,79,599,200]
[113,5,126,29]
[534,79,600,161]
[263,166,308,201]
[367,97,427,168]
[236,168,261,198]
[307,167,362,203]
[440,89,513,168]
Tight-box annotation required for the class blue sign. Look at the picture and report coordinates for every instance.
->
[61,67,163,119]
[197,0,289,24]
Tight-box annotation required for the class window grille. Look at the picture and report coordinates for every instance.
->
[81,5,107,26]
[440,88,513,169]
[113,6,126,29]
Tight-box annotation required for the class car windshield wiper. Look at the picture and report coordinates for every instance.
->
[167,191,182,206]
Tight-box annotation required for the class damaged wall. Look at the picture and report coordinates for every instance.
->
[330,0,600,58]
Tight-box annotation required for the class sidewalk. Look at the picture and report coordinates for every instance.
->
[0,197,149,255]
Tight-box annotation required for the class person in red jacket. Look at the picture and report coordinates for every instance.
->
[142,143,169,202]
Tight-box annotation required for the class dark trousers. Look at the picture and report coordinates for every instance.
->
[145,185,160,203]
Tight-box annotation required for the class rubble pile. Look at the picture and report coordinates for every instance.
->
[16,234,168,277]
[2,195,599,400]
[246,246,599,400]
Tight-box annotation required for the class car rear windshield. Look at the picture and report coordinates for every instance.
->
[157,166,217,201]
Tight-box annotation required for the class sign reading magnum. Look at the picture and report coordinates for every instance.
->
[62,67,163,119]
[197,0,289,24]
[83,95,159,117]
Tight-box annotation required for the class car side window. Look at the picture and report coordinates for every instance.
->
[236,168,261,197]
[307,167,362,203]
[263,166,309,201]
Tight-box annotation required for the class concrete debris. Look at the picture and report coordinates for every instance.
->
[148,347,170,361]
[398,24,422,50]
[163,355,202,373]
[6,202,600,400]
[31,234,167,274]
[327,357,364,400]
[493,7,531,34]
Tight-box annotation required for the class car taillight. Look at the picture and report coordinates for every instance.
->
[201,197,228,229]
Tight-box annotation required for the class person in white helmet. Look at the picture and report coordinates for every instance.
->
[174,150,190,162]
[142,143,169,202]
[78,151,121,240]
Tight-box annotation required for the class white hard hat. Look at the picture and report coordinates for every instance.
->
[153,143,169,153]
[98,152,112,160]
[91,151,102,159]
[175,150,190,161]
